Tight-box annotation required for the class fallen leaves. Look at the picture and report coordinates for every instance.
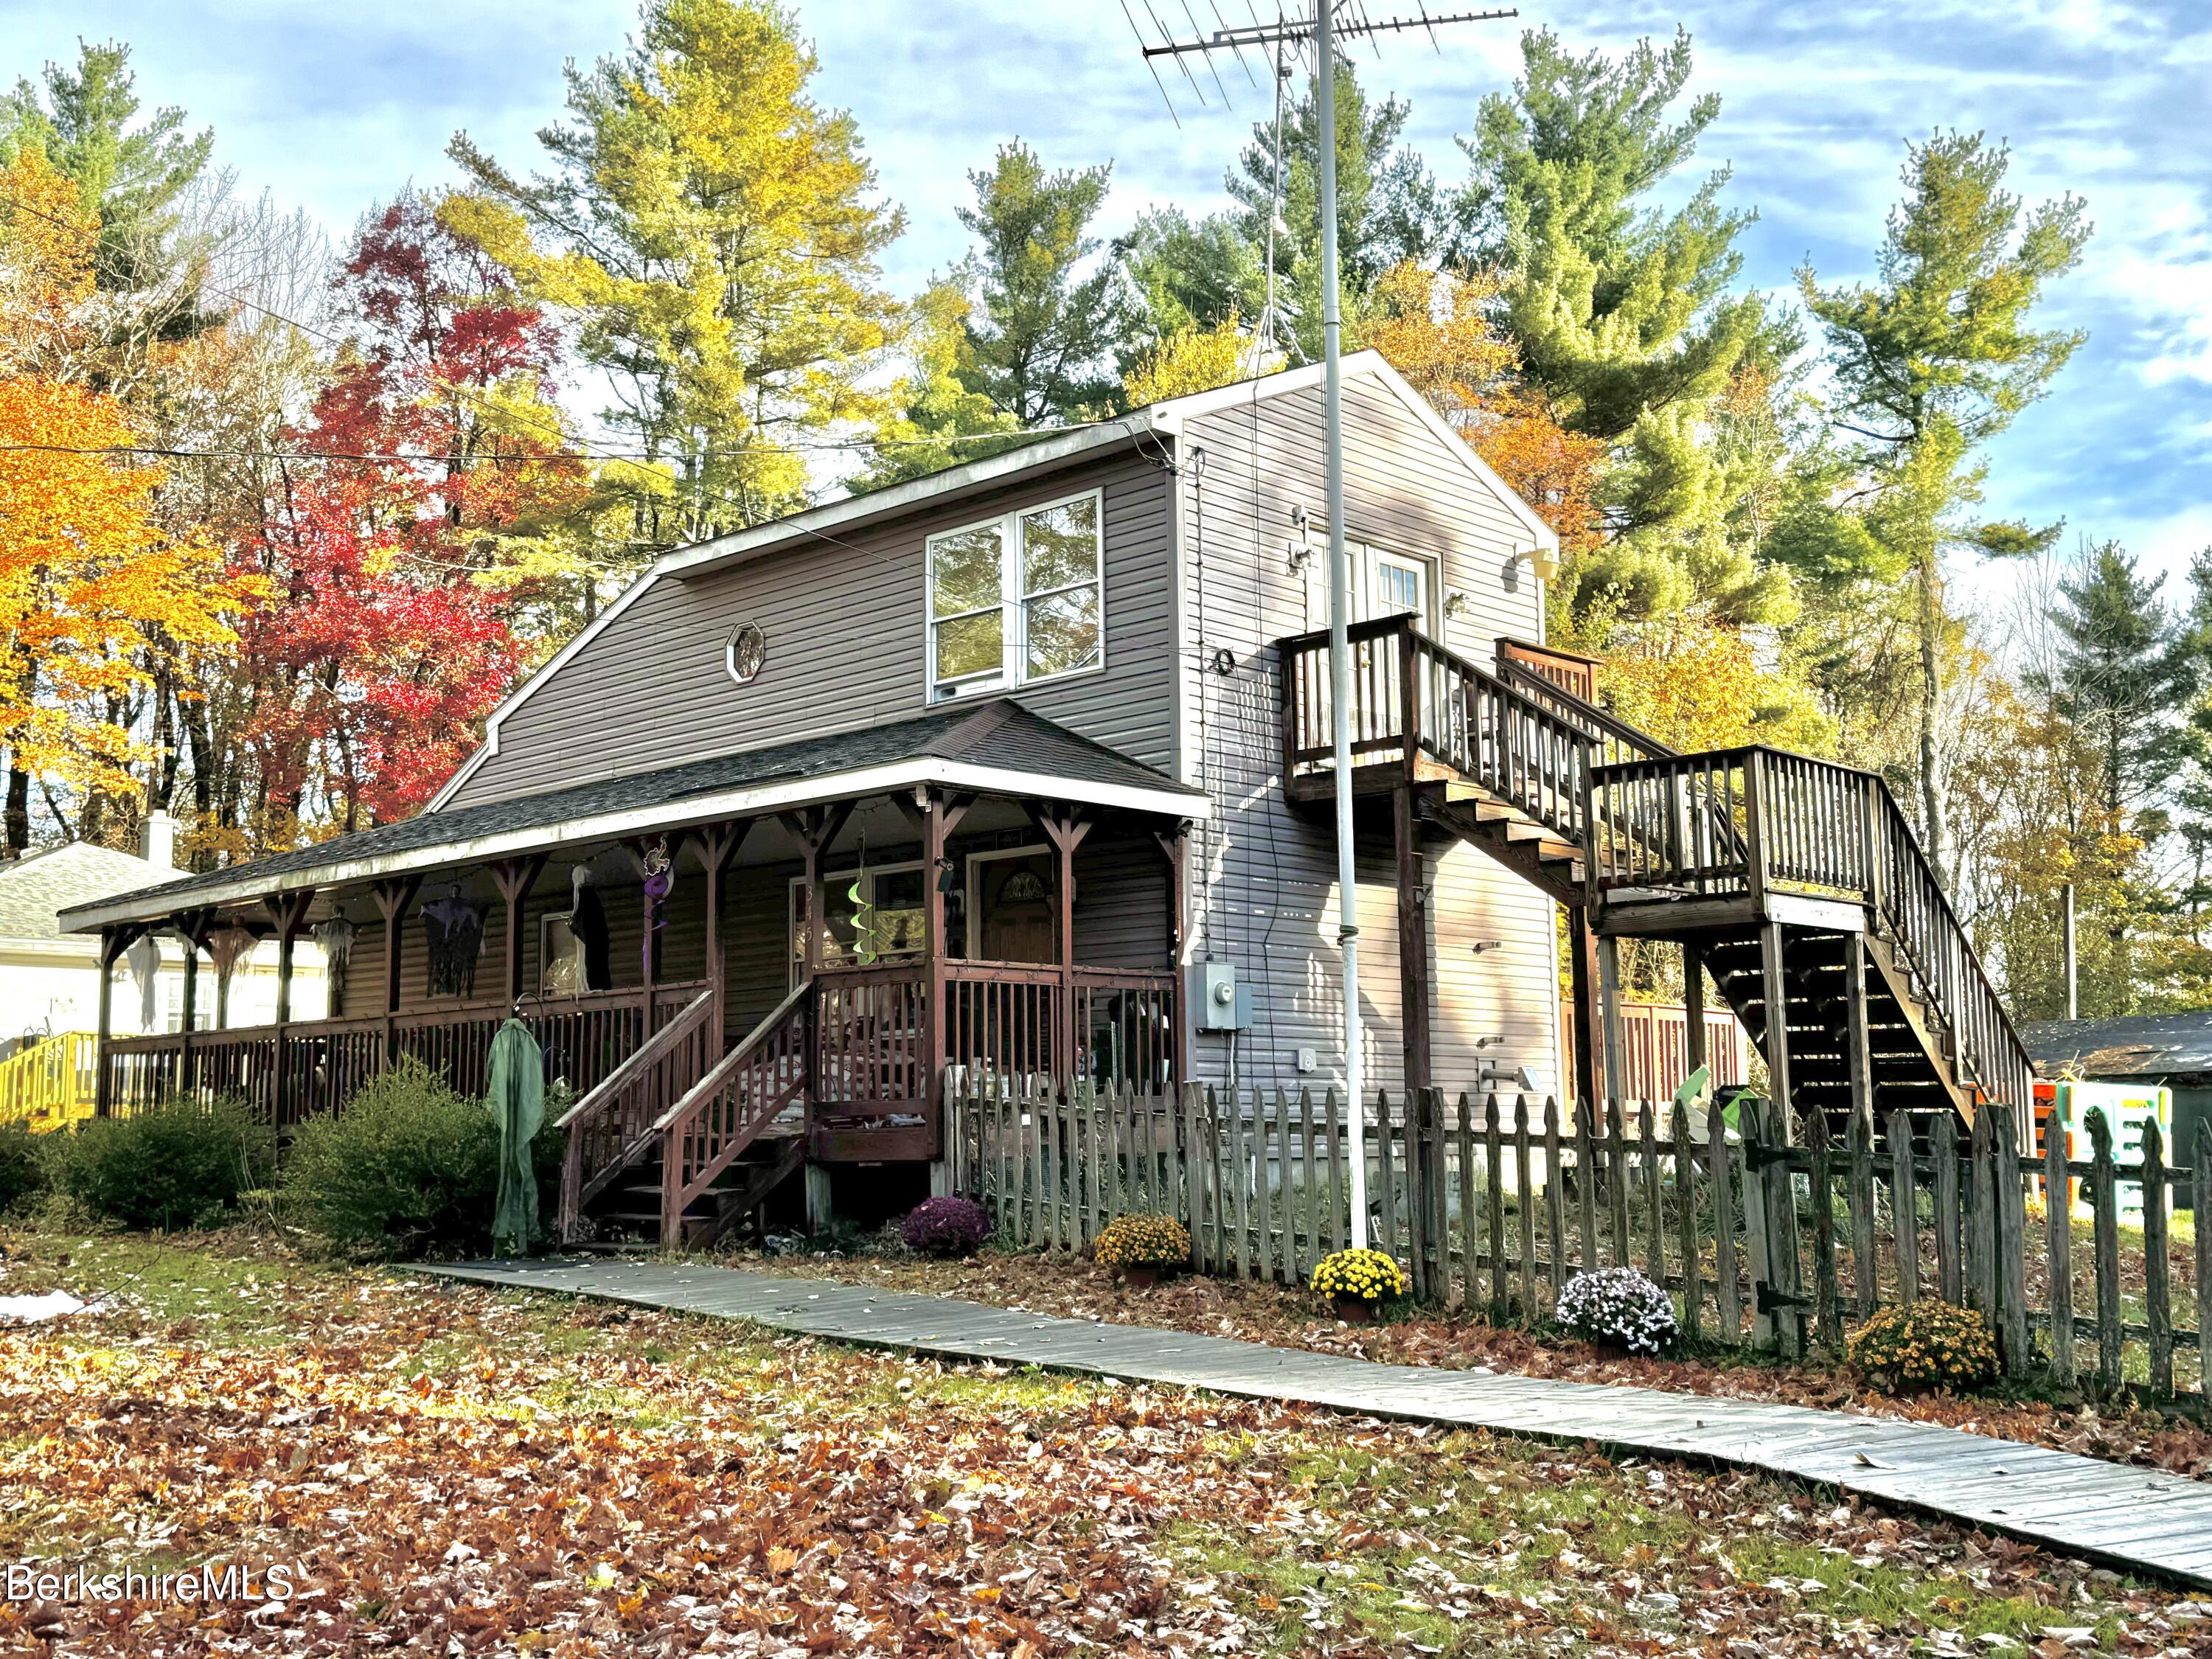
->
[0,1230,2202,1656]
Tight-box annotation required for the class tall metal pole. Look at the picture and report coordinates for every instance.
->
[2062,881,2078,1021]
[1317,0,1368,1248]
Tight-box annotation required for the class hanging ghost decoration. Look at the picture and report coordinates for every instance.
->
[124,933,161,1032]
[312,914,357,1011]
[205,922,258,1020]
[568,866,609,993]
[420,886,489,999]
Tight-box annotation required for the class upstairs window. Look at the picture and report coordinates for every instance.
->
[928,490,1103,699]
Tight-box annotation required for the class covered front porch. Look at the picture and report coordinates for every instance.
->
[64,702,1205,1245]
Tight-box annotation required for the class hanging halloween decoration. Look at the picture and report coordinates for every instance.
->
[848,835,878,964]
[568,867,609,993]
[421,885,489,998]
[205,922,258,1020]
[639,839,674,982]
[312,914,357,1011]
[124,933,161,1032]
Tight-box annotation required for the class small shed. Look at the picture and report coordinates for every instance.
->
[2023,1012,2212,1160]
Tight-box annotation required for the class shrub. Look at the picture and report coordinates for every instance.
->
[902,1195,992,1257]
[0,1121,47,1213]
[1312,1248,1410,1304]
[1847,1299,1998,1392]
[50,1100,271,1230]
[1093,1213,1190,1270]
[279,1060,501,1256]
[1556,1267,1678,1355]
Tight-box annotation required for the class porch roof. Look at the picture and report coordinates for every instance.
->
[59,700,1206,933]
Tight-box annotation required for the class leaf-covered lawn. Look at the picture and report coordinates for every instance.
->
[0,1231,2203,1656]
[748,1249,2212,1483]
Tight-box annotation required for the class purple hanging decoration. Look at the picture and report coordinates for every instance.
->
[639,838,675,982]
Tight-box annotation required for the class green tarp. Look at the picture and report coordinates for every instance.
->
[484,1019,545,1256]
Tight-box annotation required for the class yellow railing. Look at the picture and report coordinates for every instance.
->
[0,1033,97,1131]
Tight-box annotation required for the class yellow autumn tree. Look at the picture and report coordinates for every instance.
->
[1365,262,1606,560]
[1121,316,1258,409]
[0,147,243,853]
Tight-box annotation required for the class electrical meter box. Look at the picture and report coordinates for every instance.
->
[1190,961,1250,1032]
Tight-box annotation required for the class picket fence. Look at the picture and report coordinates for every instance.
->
[943,1082,2212,1405]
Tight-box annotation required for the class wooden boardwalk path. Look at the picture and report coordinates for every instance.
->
[417,1258,2212,1590]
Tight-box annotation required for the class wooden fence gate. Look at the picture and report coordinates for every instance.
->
[945,1081,2212,1407]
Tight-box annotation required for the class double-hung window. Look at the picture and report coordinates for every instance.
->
[928,490,1104,699]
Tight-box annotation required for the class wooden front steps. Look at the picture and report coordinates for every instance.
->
[580,1122,806,1251]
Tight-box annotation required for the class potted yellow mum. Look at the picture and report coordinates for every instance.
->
[1311,1248,1410,1323]
[1093,1214,1191,1287]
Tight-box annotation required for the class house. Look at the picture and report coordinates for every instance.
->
[59,353,2037,1243]
[2025,1012,2212,1162]
[1,814,327,1047]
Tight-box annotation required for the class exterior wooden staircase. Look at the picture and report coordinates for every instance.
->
[1278,617,2035,1131]
[556,984,811,1248]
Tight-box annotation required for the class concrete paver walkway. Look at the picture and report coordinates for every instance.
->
[417,1257,2212,1590]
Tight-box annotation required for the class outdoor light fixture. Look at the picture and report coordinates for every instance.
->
[1502,543,1561,587]
[1285,504,1316,574]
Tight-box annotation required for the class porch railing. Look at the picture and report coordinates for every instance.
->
[101,979,713,1124]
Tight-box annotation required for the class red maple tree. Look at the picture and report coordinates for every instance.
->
[240,195,585,830]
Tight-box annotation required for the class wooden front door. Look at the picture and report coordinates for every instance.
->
[977,853,1057,964]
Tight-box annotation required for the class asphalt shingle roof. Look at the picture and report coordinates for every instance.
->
[58,699,1199,929]
[2023,1013,2212,1081]
[0,843,175,943]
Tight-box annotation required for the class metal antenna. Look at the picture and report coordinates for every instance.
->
[1122,0,1184,124]
[1135,0,1517,1253]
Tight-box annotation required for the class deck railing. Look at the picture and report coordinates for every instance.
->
[1588,746,2034,1116]
[0,1032,97,1130]
[1279,616,1596,844]
[102,979,713,1124]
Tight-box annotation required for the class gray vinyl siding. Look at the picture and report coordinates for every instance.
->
[441,450,1179,810]
[1178,369,1561,1097]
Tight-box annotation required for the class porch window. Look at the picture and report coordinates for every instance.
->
[927,490,1103,700]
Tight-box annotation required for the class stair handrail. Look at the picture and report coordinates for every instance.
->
[1492,655,1676,766]
[650,979,814,1242]
[1591,742,2033,1115]
[556,985,717,1239]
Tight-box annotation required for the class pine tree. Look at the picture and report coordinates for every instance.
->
[1452,27,1788,629]
[1791,131,2090,875]
[945,141,1123,426]
[448,0,905,540]
[0,41,212,293]
[2038,542,2195,827]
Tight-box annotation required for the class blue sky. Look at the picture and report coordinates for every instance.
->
[5,0,2208,582]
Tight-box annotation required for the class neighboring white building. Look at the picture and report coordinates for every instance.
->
[0,813,324,1055]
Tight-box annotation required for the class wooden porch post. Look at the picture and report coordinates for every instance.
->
[1566,905,1601,1108]
[371,877,421,1068]
[1842,931,1874,1141]
[176,908,209,1098]
[1682,939,1707,1081]
[1596,933,1627,1114]
[1394,785,1432,1092]
[1759,919,1795,1143]
[691,819,754,1043]
[1038,809,1093,1088]
[267,890,316,1128]
[1154,823,1191,1090]
[491,854,550,1011]
[94,927,119,1116]
[777,802,854,1234]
